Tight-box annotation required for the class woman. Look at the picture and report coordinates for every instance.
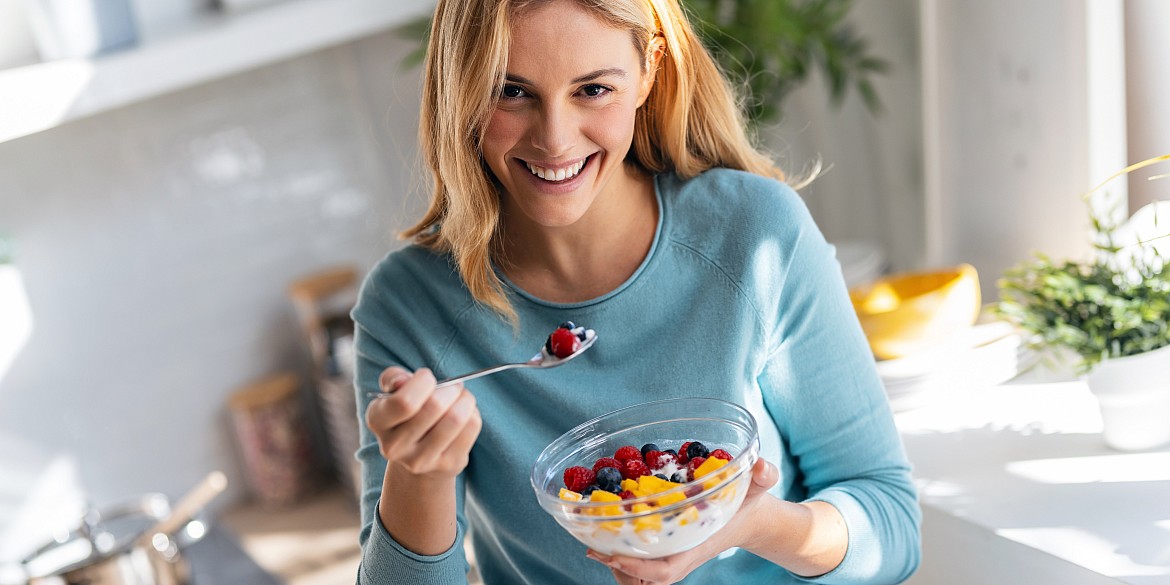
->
[354,0,921,583]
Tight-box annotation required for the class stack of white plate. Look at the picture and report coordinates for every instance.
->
[875,314,1040,412]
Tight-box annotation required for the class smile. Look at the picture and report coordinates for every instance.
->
[524,155,590,183]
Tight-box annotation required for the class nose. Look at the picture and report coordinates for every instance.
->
[530,101,576,158]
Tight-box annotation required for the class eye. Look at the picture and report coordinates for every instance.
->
[579,84,611,98]
[501,84,527,99]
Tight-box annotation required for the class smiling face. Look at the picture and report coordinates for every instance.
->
[482,0,656,231]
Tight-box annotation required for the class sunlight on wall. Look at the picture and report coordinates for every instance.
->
[1006,452,1170,484]
[0,264,33,384]
[0,59,95,142]
[0,443,86,563]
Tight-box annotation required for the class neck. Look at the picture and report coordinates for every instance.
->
[499,165,658,303]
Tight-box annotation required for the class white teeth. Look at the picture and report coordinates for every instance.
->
[526,157,587,182]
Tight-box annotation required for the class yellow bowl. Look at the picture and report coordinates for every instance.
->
[849,264,982,360]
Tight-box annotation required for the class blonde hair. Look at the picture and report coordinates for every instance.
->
[404,0,786,322]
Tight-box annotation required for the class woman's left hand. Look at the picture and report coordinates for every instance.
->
[586,458,780,585]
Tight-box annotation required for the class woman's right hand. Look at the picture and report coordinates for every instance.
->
[365,366,482,479]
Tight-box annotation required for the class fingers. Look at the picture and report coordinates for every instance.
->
[366,369,438,429]
[747,458,779,497]
[588,551,674,584]
[364,366,481,477]
[378,366,411,393]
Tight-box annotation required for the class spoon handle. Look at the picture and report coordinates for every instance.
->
[434,360,534,389]
[365,356,539,399]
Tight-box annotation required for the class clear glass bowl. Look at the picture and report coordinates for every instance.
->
[530,397,760,558]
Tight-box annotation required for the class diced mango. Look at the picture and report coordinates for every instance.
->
[588,489,623,516]
[621,478,639,492]
[654,491,686,507]
[559,488,583,502]
[596,520,624,533]
[590,490,621,502]
[633,513,662,533]
[636,474,681,495]
[693,455,729,479]
[677,507,700,526]
[631,503,653,514]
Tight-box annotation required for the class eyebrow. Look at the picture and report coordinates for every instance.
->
[505,68,629,85]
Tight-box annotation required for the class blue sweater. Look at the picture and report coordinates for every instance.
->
[351,169,921,584]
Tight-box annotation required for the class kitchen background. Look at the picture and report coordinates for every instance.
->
[0,0,1168,581]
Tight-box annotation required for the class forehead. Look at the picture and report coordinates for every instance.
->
[508,0,640,77]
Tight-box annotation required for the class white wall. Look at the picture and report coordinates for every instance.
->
[921,0,1127,298]
[0,30,426,511]
[1125,0,1170,212]
[765,0,926,274]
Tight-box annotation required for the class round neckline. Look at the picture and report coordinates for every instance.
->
[494,174,667,310]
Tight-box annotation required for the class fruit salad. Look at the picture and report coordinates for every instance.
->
[544,321,594,359]
[554,441,743,558]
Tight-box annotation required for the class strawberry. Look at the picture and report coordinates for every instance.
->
[614,445,642,464]
[592,457,622,474]
[563,466,595,492]
[548,327,580,358]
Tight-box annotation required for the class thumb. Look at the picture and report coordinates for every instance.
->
[747,458,778,497]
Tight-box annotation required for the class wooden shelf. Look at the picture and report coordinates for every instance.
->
[0,0,434,144]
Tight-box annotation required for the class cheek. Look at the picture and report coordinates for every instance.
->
[482,110,526,161]
[586,103,639,153]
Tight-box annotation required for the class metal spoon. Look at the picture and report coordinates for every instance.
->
[366,329,597,399]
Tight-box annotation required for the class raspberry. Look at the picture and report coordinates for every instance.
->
[563,466,595,492]
[621,459,651,480]
[549,328,580,358]
[644,450,670,470]
[592,457,622,474]
[686,457,706,482]
[677,442,694,464]
[619,490,636,500]
[640,443,659,458]
[709,449,733,461]
[614,445,642,464]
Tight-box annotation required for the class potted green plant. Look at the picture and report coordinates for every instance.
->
[996,154,1170,451]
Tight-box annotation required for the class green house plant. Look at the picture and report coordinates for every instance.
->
[398,0,886,127]
[996,153,1170,450]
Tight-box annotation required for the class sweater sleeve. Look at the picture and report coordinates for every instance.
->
[758,195,921,584]
[351,274,472,585]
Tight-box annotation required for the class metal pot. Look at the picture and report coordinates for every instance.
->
[18,472,227,585]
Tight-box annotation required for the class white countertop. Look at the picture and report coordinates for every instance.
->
[896,367,1170,584]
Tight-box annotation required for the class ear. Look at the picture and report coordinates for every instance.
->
[636,36,665,108]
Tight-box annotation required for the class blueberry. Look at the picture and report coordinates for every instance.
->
[576,330,587,341]
[686,442,709,461]
[654,474,669,481]
[670,472,687,484]
[545,335,554,354]
[640,443,659,458]
[596,467,622,492]
[663,448,677,456]
[581,486,598,496]
[558,321,576,330]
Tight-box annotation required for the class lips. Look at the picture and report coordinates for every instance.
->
[521,155,592,184]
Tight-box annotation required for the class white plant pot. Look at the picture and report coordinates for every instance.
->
[1085,344,1170,451]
